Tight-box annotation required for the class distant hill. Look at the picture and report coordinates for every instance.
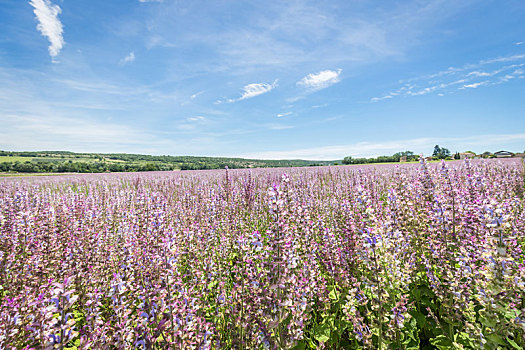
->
[0,150,337,174]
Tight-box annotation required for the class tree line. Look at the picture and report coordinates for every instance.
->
[0,161,178,173]
[342,151,419,165]
[0,150,337,174]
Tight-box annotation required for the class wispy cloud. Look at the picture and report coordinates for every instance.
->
[161,1,473,76]
[401,54,525,83]
[239,133,525,160]
[0,112,153,152]
[259,123,294,130]
[120,51,136,65]
[187,116,206,122]
[174,116,210,131]
[297,69,342,91]
[268,124,293,130]
[371,53,525,102]
[190,91,205,100]
[370,95,393,102]
[220,80,278,103]
[277,112,292,118]
[29,0,64,59]
[480,54,525,65]
[56,79,130,95]
[54,78,160,98]
[467,71,491,77]
[461,81,487,89]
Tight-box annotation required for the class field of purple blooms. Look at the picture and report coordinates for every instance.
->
[1,158,524,349]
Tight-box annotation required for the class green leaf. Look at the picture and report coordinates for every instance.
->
[412,288,421,300]
[430,335,453,350]
[329,289,337,300]
[454,332,475,348]
[315,334,330,343]
[314,324,331,343]
[503,309,520,320]
[207,280,217,290]
[412,311,427,327]
[479,316,496,328]
[486,334,506,346]
[507,337,522,350]
[292,340,307,350]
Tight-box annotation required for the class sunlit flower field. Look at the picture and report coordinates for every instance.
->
[1,158,524,349]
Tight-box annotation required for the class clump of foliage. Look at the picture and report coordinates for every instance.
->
[432,145,451,159]
[0,158,524,348]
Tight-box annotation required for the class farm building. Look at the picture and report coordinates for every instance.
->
[459,152,476,159]
[494,150,514,158]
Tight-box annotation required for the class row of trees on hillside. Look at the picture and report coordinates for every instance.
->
[0,161,181,173]
[0,150,336,172]
[342,151,418,165]
[0,159,331,174]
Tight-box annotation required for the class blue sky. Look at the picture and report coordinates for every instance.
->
[0,0,524,160]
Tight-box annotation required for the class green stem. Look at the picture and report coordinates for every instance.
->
[372,248,383,349]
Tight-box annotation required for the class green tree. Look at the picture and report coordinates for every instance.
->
[432,145,451,159]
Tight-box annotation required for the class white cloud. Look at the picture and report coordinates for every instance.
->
[277,112,292,118]
[499,74,515,83]
[372,53,525,102]
[120,52,136,65]
[29,0,64,58]
[297,69,342,90]
[187,116,206,122]
[239,81,278,100]
[238,133,525,160]
[190,91,204,99]
[403,54,525,83]
[370,95,393,102]
[462,82,486,89]
[467,71,491,77]
[479,54,525,65]
[269,124,293,130]
[55,78,149,96]
[224,80,278,103]
[0,112,153,152]
[175,116,208,131]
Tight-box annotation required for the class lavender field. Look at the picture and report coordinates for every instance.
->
[1,159,524,349]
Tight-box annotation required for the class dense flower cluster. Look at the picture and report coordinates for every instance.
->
[1,158,524,349]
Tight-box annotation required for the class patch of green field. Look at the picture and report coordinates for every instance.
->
[0,156,31,163]
[0,156,126,164]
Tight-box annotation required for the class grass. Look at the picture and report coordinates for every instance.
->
[0,172,75,177]
[0,156,128,164]
[0,156,32,163]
